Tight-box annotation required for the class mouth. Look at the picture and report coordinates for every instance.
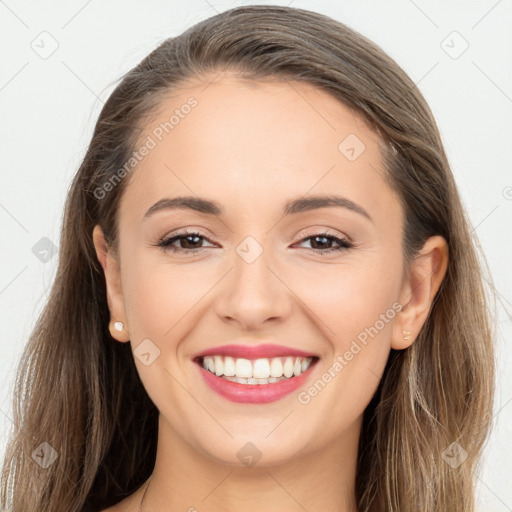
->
[193,354,320,403]
[194,355,319,384]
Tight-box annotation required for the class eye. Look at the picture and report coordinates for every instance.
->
[155,230,216,253]
[153,230,353,255]
[294,232,353,254]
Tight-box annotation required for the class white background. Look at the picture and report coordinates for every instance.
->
[1,0,511,509]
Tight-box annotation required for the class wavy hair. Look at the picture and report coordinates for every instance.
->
[1,5,494,511]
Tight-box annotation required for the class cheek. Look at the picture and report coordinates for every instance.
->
[292,265,400,434]
[120,256,211,403]
[119,240,233,371]
[288,255,402,346]
[122,259,209,342]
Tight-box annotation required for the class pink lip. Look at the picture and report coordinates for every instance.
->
[196,359,318,404]
[194,343,318,360]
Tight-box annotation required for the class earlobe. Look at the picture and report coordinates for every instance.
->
[92,225,130,343]
[391,235,449,350]
[108,317,130,342]
[391,328,413,351]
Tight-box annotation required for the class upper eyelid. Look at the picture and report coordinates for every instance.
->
[295,228,350,241]
[163,225,350,240]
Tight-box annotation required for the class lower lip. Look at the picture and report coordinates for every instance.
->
[196,359,318,404]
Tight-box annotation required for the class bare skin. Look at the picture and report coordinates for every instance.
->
[95,73,448,512]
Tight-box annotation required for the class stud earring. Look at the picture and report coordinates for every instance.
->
[114,321,124,332]
[402,330,411,341]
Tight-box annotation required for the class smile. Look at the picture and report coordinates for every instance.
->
[194,354,319,404]
[198,355,315,384]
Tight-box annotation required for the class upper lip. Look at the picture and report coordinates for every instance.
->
[194,343,319,360]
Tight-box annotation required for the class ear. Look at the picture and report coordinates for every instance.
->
[92,225,130,342]
[392,235,449,350]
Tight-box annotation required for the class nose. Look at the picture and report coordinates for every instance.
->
[213,243,293,331]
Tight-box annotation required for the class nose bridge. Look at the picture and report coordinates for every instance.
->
[214,234,292,327]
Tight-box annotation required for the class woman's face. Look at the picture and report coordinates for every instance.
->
[96,73,416,466]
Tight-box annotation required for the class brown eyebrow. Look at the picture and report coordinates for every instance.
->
[144,196,222,218]
[283,194,371,221]
[143,194,372,222]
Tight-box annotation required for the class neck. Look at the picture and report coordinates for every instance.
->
[142,414,361,512]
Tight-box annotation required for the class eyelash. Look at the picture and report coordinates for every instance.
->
[155,230,353,255]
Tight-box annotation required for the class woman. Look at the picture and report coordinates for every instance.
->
[1,5,494,511]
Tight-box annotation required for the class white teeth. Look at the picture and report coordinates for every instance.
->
[270,358,283,377]
[223,375,289,384]
[214,356,224,376]
[200,355,314,381]
[223,356,236,377]
[253,358,271,379]
[283,357,294,378]
[235,358,252,378]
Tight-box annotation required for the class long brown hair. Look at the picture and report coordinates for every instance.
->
[1,5,494,511]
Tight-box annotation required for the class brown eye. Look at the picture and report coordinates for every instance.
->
[295,233,352,254]
[156,231,215,253]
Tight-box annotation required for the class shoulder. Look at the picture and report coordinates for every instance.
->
[99,500,130,512]
[99,495,142,511]
[98,483,145,511]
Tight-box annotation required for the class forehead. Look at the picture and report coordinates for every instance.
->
[120,74,400,223]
